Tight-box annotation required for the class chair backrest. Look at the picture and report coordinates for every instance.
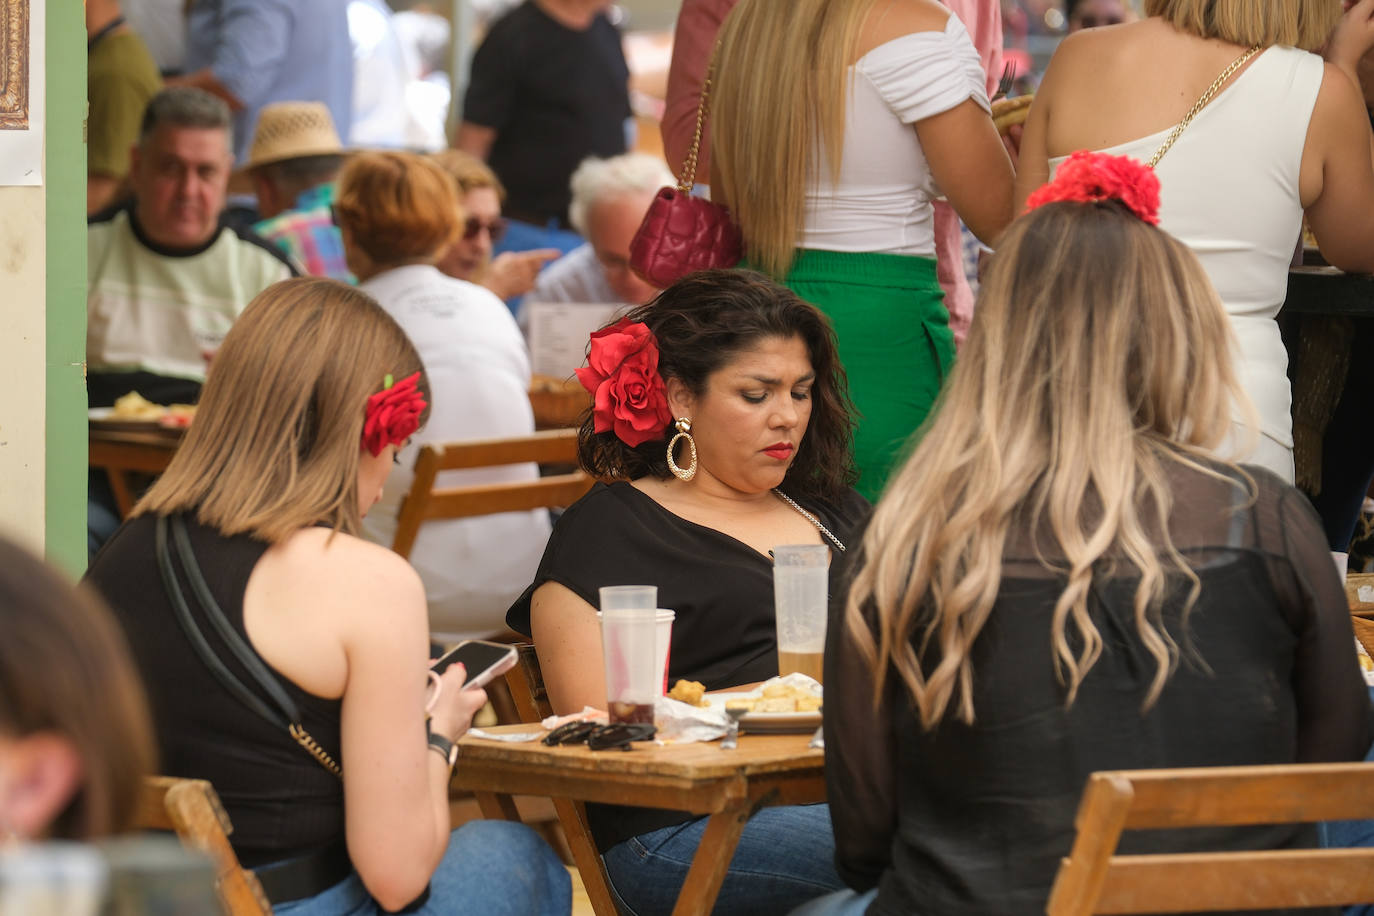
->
[1047,762,1374,915]
[505,642,554,723]
[135,775,271,915]
[391,429,592,559]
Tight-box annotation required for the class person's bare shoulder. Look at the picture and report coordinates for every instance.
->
[858,0,950,55]
[274,528,427,631]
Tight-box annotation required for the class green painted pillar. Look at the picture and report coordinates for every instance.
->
[45,0,88,574]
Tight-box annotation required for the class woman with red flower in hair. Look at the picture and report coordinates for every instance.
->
[508,269,868,915]
[811,157,1372,916]
[85,277,571,914]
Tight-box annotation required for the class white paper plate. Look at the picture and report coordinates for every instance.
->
[707,691,822,734]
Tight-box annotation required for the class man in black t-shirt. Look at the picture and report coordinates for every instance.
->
[454,0,631,236]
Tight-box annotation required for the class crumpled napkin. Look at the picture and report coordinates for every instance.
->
[754,673,824,698]
[654,695,730,743]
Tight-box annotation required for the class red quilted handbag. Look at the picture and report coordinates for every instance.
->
[629,44,742,288]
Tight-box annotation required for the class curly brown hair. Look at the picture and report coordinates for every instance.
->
[579,269,857,503]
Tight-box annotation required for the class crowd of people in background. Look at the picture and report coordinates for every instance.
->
[24,0,1374,912]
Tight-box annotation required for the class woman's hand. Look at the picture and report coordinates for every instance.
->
[426,662,489,743]
[1328,0,1374,87]
[481,249,560,300]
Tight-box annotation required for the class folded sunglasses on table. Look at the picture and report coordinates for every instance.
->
[543,721,657,751]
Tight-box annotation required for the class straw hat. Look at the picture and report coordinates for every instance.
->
[243,101,344,172]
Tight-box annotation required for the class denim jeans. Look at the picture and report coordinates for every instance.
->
[273,821,571,916]
[1317,686,1374,916]
[600,804,844,916]
[789,888,878,916]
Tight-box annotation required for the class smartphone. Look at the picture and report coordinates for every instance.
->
[430,640,518,691]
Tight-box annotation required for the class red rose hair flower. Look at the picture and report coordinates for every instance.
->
[362,371,426,456]
[1024,151,1161,225]
[574,317,673,448]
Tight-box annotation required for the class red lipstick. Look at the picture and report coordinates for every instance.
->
[763,442,794,460]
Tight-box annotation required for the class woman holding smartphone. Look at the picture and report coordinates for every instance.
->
[85,278,570,915]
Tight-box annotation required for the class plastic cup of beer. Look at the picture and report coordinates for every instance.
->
[772,545,831,683]
[599,586,659,724]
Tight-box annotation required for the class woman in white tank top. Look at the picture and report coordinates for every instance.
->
[1015,0,1374,484]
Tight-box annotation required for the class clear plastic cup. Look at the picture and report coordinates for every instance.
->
[599,586,659,724]
[772,545,831,683]
[598,608,675,694]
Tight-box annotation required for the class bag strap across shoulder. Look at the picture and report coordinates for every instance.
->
[1148,45,1261,168]
[156,515,342,778]
[677,39,723,192]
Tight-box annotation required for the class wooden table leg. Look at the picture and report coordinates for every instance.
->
[106,468,137,518]
[474,790,521,822]
[670,796,754,916]
[556,798,620,916]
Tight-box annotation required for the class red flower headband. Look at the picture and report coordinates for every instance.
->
[575,317,673,448]
[362,372,426,456]
[1024,151,1161,225]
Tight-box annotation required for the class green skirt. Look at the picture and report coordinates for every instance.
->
[755,249,954,502]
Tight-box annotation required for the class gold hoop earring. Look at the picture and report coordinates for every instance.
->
[666,417,697,481]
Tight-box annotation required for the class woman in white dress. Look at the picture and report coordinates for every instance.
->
[1016,0,1374,483]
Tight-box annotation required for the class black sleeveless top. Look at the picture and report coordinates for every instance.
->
[85,514,344,869]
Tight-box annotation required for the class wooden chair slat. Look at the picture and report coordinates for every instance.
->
[137,776,271,916]
[1095,850,1374,914]
[428,429,581,471]
[1046,763,1374,915]
[1111,763,1374,828]
[423,474,593,521]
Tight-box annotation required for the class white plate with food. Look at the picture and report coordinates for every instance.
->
[705,686,823,734]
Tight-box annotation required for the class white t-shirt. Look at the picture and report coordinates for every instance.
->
[359,265,551,639]
[800,14,989,258]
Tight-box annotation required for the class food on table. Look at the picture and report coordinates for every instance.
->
[726,683,822,714]
[667,679,708,708]
[111,391,196,426]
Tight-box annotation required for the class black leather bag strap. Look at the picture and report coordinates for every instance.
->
[155,515,300,728]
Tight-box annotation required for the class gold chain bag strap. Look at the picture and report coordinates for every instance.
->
[628,39,743,288]
[156,515,342,778]
[1148,45,1261,168]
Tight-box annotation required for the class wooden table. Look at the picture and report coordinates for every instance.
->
[89,425,182,517]
[452,726,825,916]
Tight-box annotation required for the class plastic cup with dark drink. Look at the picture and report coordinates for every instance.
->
[599,586,659,725]
[773,545,830,683]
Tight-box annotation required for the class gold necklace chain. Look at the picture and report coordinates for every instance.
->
[772,490,846,553]
[1147,45,1261,169]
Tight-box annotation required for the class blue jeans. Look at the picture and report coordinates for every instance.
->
[274,821,571,915]
[1317,686,1374,915]
[790,888,878,916]
[601,804,844,916]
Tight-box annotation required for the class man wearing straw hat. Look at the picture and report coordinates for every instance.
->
[248,101,353,282]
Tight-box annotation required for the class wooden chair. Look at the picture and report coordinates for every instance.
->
[135,775,271,915]
[1046,762,1374,915]
[390,429,591,560]
[495,643,619,916]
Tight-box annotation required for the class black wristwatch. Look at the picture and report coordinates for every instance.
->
[427,731,459,767]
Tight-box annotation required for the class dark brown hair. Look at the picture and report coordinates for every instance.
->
[0,537,155,839]
[579,269,857,502]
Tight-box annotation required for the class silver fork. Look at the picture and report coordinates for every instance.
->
[992,61,1017,102]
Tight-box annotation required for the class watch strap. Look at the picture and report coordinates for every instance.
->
[427,731,458,767]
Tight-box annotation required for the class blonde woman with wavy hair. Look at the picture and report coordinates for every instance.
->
[808,158,1374,916]
[712,0,1014,501]
[1017,0,1374,486]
